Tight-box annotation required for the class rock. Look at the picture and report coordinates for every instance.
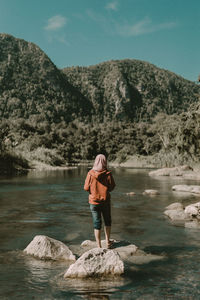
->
[172,185,200,194]
[114,243,138,260]
[80,240,164,265]
[166,202,184,210]
[185,205,199,217]
[126,192,136,196]
[184,202,200,217]
[149,165,192,177]
[24,235,76,261]
[164,209,190,221]
[143,189,160,195]
[64,248,124,278]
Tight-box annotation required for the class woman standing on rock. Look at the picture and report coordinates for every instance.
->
[84,154,115,249]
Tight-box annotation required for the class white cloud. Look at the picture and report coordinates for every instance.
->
[44,15,67,31]
[117,17,177,37]
[105,1,118,11]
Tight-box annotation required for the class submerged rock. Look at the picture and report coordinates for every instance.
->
[143,189,160,195]
[64,248,124,278]
[126,192,136,196]
[24,235,76,261]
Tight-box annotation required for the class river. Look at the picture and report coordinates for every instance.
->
[1,167,200,299]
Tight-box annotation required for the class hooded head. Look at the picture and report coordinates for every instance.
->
[92,154,107,172]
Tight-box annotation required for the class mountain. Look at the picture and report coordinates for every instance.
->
[0,33,92,123]
[63,60,200,122]
[0,34,199,125]
[0,33,200,169]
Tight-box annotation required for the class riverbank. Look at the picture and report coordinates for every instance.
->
[2,152,200,176]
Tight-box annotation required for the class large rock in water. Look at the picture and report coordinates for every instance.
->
[172,185,200,194]
[164,201,200,224]
[149,165,192,177]
[64,248,124,278]
[24,235,76,261]
[79,240,164,265]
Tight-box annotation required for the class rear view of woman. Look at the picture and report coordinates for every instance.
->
[84,154,115,248]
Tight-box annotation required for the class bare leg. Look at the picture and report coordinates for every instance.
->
[104,226,111,245]
[94,229,101,248]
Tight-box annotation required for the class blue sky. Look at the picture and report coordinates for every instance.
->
[0,0,199,81]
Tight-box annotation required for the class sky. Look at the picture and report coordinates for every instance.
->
[0,0,199,82]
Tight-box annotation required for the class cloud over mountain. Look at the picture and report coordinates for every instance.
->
[44,15,67,31]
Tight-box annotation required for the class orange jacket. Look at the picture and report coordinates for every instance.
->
[84,169,115,205]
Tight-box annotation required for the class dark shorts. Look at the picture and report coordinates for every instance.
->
[90,201,111,230]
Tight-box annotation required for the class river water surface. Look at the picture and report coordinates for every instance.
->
[1,167,200,299]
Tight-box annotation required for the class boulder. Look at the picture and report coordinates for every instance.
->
[164,209,190,221]
[143,189,160,195]
[164,201,200,223]
[172,185,200,194]
[24,235,76,261]
[149,165,192,177]
[80,240,164,265]
[184,202,200,217]
[64,248,124,278]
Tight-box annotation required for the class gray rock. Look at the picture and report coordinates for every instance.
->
[149,165,192,177]
[64,248,124,278]
[172,185,200,194]
[24,235,76,261]
[80,240,164,265]
[164,209,190,221]
[184,202,200,217]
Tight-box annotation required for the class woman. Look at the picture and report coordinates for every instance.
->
[84,154,115,248]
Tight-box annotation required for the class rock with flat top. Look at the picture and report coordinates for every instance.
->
[149,165,192,177]
[80,240,164,265]
[172,185,200,194]
[64,248,124,278]
[24,235,76,261]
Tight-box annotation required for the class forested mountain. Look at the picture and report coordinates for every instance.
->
[0,34,92,123]
[0,33,200,172]
[63,60,200,122]
[0,34,199,124]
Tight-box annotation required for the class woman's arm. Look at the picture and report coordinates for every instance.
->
[108,173,115,192]
[84,172,91,191]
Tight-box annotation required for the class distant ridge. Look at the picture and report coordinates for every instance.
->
[0,33,199,124]
[63,59,200,122]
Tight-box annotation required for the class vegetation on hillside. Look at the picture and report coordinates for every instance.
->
[0,33,200,174]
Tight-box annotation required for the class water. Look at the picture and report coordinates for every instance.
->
[1,167,200,299]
